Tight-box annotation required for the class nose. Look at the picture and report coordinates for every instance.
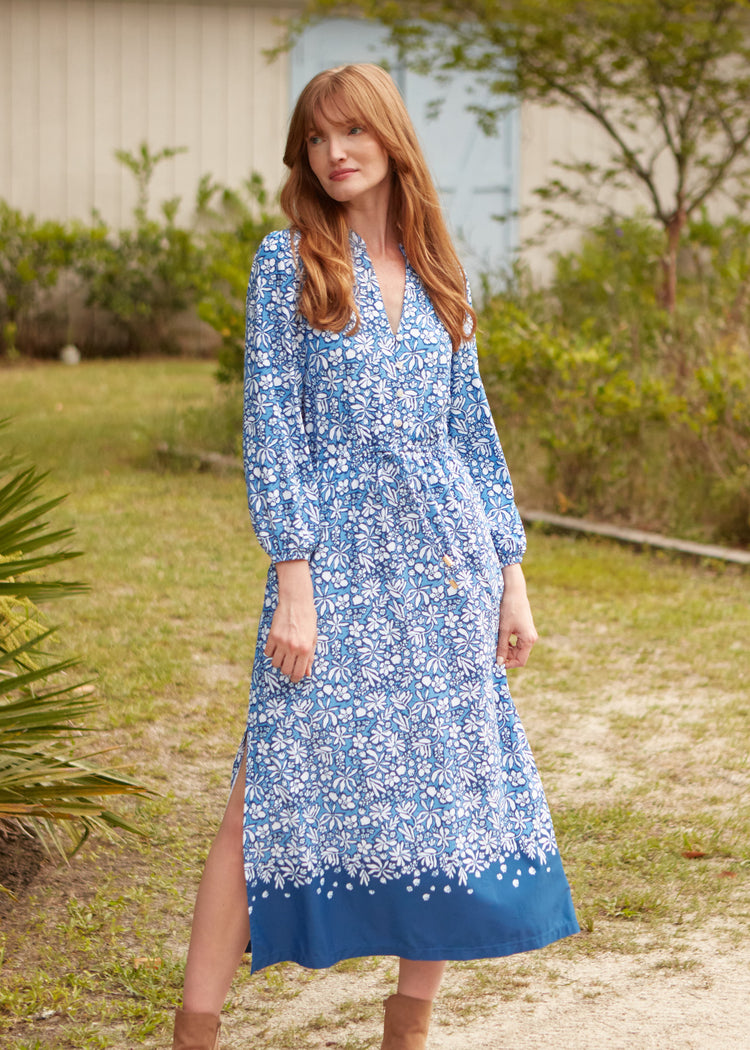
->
[328,133,346,163]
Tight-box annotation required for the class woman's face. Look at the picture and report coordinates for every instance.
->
[306,103,391,212]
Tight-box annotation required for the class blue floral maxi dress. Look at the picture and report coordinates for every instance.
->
[236,229,579,972]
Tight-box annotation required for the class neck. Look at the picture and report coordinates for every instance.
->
[349,219,396,257]
[343,187,397,257]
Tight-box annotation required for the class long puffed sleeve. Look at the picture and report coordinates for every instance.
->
[243,230,320,562]
[448,333,527,566]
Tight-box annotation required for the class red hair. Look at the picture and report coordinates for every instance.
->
[281,63,476,350]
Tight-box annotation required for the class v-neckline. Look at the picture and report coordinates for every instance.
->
[350,230,407,338]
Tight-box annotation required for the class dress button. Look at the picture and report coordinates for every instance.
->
[393,418,403,428]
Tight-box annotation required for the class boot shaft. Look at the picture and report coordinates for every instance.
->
[381,993,433,1050]
[172,1007,221,1050]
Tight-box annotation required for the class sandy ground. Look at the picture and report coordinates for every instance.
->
[432,945,750,1049]
[211,929,750,1050]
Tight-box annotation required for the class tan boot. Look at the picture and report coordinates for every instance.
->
[380,993,433,1050]
[172,1007,221,1050]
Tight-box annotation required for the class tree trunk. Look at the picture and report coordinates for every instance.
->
[660,206,687,314]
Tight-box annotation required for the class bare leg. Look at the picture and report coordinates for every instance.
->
[397,959,447,1001]
[182,757,250,1015]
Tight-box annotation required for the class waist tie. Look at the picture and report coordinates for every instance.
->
[315,433,461,588]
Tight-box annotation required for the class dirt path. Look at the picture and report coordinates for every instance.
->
[212,928,749,1049]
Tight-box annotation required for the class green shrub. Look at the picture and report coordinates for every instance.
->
[194,172,279,383]
[1,143,280,362]
[479,210,750,547]
[74,145,201,356]
[479,301,680,520]
[0,203,73,357]
[550,213,668,362]
[681,338,750,545]
[541,211,750,360]
[157,380,244,460]
[684,212,750,330]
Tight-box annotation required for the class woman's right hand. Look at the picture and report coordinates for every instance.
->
[264,559,318,683]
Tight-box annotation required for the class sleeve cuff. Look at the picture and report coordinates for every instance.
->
[268,544,317,564]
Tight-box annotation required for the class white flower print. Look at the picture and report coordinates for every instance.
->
[235,228,576,971]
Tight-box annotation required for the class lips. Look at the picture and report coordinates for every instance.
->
[330,168,358,181]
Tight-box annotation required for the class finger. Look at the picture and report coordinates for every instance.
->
[301,634,317,679]
[499,631,527,667]
[268,637,316,680]
[511,634,536,668]
[496,622,517,658]
[496,629,510,663]
[292,650,311,683]
[506,646,527,668]
[279,650,297,677]
[288,647,314,682]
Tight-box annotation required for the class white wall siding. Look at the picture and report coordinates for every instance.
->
[0,0,292,226]
[1,2,693,280]
[517,97,732,281]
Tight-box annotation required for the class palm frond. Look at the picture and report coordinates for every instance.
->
[0,427,151,870]
[0,684,99,731]
[0,455,86,601]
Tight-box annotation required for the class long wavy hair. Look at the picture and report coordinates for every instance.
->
[281,63,476,350]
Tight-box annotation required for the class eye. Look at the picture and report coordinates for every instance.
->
[308,133,323,146]
[349,126,364,136]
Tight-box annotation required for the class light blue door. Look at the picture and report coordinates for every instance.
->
[290,18,519,289]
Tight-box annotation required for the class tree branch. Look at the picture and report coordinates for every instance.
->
[676,0,733,143]
[689,118,750,214]
[524,57,668,224]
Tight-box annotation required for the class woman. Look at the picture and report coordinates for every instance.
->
[172,63,579,1050]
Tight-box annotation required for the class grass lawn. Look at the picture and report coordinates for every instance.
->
[0,359,748,1049]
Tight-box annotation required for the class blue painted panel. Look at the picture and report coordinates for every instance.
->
[290,18,519,286]
[290,18,405,93]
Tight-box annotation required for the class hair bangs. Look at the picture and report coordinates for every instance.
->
[306,69,391,145]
